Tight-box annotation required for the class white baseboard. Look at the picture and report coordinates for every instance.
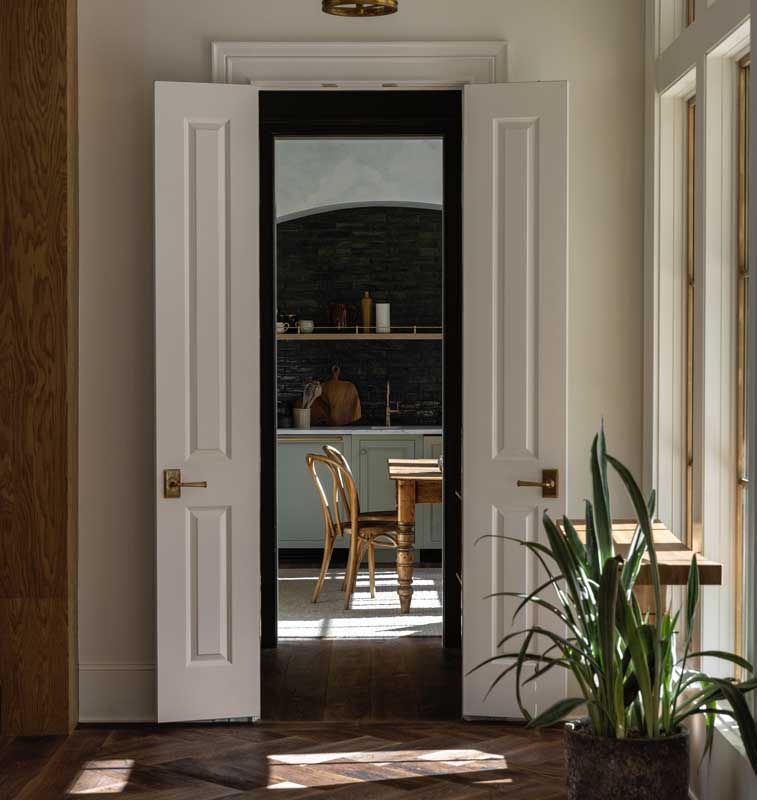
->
[78,663,157,723]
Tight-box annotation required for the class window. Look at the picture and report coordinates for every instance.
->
[737,55,750,661]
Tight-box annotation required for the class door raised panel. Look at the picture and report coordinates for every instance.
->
[492,119,538,462]
[488,506,538,642]
[187,120,231,459]
[188,506,231,663]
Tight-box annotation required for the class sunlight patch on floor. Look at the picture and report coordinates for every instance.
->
[265,749,510,788]
[67,760,134,795]
[269,749,507,765]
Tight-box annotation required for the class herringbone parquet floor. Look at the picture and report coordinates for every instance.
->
[2,641,567,798]
[2,721,566,798]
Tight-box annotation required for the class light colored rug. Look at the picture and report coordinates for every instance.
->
[278,567,443,639]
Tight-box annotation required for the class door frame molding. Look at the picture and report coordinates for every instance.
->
[211,40,507,88]
[259,90,463,650]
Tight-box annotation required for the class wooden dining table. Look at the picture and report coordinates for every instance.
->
[387,458,443,613]
[385,456,723,616]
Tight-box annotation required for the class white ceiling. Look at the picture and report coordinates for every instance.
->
[275,137,443,220]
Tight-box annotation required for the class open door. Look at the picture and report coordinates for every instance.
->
[155,82,260,722]
[462,82,569,718]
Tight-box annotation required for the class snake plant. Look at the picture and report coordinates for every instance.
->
[471,423,757,770]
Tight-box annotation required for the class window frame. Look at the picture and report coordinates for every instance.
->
[737,54,751,664]
[686,94,697,552]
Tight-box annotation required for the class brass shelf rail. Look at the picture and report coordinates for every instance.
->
[277,324,443,341]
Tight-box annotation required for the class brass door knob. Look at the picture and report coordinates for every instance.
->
[516,468,558,498]
[163,468,208,498]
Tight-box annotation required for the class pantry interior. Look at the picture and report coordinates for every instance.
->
[274,135,446,640]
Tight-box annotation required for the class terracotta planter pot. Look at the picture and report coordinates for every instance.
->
[564,721,689,800]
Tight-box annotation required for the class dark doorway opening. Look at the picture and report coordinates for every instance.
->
[259,91,462,654]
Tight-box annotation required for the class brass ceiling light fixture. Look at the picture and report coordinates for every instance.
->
[322,0,398,16]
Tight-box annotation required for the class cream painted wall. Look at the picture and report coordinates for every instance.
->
[78,0,644,719]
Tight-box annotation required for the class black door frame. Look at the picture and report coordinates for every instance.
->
[260,90,462,649]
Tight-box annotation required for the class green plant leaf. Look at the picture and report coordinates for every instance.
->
[620,489,656,594]
[526,697,586,728]
[704,678,757,774]
[583,499,600,581]
[615,592,655,736]
[590,431,614,566]
[542,512,591,630]
[562,516,587,568]
[606,451,663,732]
[681,651,754,673]
[686,554,700,650]
[475,534,561,582]
[521,656,571,686]
[465,651,558,677]
[599,556,622,666]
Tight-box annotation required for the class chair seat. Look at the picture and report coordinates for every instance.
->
[358,510,397,522]
[342,521,397,537]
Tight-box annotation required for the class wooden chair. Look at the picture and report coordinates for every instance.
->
[306,451,397,608]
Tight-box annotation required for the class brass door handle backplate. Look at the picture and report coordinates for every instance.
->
[517,469,559,498]
[163,468,208,498]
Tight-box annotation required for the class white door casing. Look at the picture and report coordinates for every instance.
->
[462,82,569,719]
[155,82,260,722]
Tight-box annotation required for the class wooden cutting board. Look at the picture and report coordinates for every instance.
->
[312,366,361,426]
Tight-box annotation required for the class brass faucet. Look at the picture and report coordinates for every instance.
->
[385,381,401,427]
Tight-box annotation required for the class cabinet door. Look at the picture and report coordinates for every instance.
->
[277,436,349,548]
[355,436,417,514]
[423,436,444,547]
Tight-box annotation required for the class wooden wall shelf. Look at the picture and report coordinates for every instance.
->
[277,333,443,341]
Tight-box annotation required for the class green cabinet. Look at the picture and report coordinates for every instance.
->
[276,432,444,552]
[354,436,418,514]
[419,435,444,548]
[276,434,350,549]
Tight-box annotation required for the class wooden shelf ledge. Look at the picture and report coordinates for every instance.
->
[277,332,443,341]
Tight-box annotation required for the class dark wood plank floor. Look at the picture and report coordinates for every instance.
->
[2,721,566,798]
[262,639,461,721]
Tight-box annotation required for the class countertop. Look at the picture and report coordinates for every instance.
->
[277,426,442,436]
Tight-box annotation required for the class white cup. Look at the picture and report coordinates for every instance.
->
[376,303,391,333]
[299,319,315,334]
[276,321,289,333]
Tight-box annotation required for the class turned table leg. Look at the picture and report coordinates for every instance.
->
[396,479,416,614]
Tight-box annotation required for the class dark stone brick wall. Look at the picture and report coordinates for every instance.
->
[276,206,443,426]
[277,340,442,426]
[277,206,442,328]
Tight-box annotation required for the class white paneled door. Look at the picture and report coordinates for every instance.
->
[462,83,569,718]
[155,82,260,722]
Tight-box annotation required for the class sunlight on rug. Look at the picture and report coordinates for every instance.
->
[278,567,442,639]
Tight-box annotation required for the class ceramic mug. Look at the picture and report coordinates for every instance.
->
[293,407,311,429]
[276,321,289,333]
[299,319,315,334]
